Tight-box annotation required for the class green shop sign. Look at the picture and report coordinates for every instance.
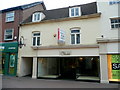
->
[0,42,18,53]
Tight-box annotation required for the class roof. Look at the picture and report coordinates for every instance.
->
[22,2,98,24]
[1,1,46,13]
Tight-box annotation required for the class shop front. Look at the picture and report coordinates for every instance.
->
[0,42,18,76]
[37,57,100,81]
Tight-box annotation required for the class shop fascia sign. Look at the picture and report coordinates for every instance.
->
[0,46,5,51]
[58,28,65,45]
[109,0,120,5]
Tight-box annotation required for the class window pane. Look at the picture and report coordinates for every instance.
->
[76,34,80,44]
[33,37,36,46]
[7,12,14,17]
[71,34,75,44]
[71,8,74,16]
[119,19,120,23]
[114,19,118,23]
[71,30,80,33]
[7,17,14,22]
[75,8,79,16]
[34,14,37,21]
[111,25,114,28]
[111,19,114,23]
[33,33,40,36]
[6,12,14,22]
[6,30,12,33]
[37,37,40,46]
[115,24,119,28]
[5,35,12,39]
[37,14,40,20]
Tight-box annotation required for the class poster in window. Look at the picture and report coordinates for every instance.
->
[107,54,120,81]
[10,54,15,67]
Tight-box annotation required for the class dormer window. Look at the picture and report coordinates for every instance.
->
[32,12,41,22]
[69,7,81,17]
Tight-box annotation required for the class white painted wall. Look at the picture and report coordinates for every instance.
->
[19,17,100,57]
[97,0,119,39]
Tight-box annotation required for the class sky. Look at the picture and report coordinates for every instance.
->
[0,0,96,10]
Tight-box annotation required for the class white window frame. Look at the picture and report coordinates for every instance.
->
[70,28,81,45]
[6,11,15,22]
[110,17,120,29]
[32,32,41,46]
[69,7,81,17]
[4,29,14,41]
[32,12,41,22]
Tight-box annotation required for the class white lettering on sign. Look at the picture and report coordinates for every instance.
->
[0,46,5,50]
[109,0,120,5]
[8,47,16,50]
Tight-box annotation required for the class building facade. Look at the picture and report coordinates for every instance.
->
[96,0,120,83]
[18,0,120,83]
[18,2,101,81]
[0,1,46,76]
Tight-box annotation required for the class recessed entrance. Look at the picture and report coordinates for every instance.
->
[59,58,76,79]
[21,57,33,77]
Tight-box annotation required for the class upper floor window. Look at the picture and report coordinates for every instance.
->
[6,11,14,22]
[4,29,14,40]
[70,29,80,45]
[32,32,41,46]
[69,7,81,17]
[32,12,41,22]
[110,18,120,29]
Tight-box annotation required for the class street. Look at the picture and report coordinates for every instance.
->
[1,75,119,89]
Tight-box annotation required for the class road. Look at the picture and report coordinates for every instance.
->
[1,75,119,89]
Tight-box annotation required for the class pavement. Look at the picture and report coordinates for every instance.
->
[1,75,120,89]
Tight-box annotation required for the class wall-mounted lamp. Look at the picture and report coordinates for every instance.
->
[19,36,26,48]
[53,34,56,37]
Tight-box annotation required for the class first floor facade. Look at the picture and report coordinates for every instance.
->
[0,42,18,76]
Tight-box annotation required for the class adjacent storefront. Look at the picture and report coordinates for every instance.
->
[107,54,120,82]
[0,42,18,76]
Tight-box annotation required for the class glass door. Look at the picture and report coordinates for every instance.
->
[1,53,6,74]
[8,53,16,75]
[60,57,76,79]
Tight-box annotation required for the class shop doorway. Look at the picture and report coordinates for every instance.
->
[59,58,76,79]
[21,57,33,77]
[0,53,6,74]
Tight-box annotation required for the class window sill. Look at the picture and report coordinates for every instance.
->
[69,15,81,18]
[111,28,120,30]
[5,21,14,23]
[4,39,13,41]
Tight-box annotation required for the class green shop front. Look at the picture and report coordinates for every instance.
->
[0,42,18,76]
